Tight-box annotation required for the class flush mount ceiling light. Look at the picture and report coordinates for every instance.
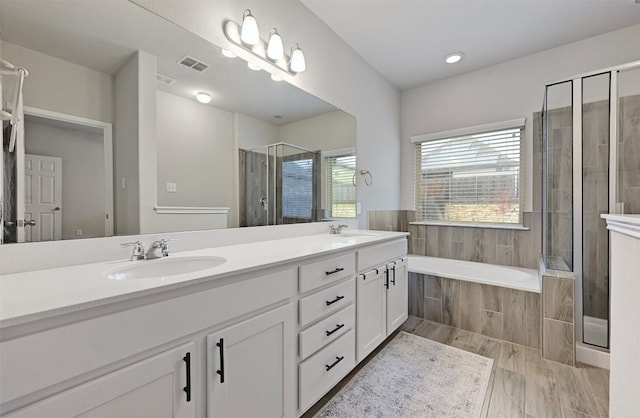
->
[240,9,259,45]
[195,91,212,104]
[444,52,465,64]
[222,11,307,78]
[267,28,284,60]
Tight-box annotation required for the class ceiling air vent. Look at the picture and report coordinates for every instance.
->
[178,55,210,72]
[156,73,176,86]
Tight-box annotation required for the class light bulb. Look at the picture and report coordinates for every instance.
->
[290,44,306,73]
[444,52,464,64]
[240,9,259,45]
[195,92,211,104]
[267,29,284,60]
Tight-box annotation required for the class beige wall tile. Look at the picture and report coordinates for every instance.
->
[408,272,425,318]
[424,275,441,299]
[503,288,527,346]
[525,292,542,350]
[482,284,503,312]
[425,297,442,323]
[481,310,503,339]
[543,319,575,366]
[543,275,574,322]
[441,278,461,327]
[460,281,481,333]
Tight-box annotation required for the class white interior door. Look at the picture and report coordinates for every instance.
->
[24,153,62,242]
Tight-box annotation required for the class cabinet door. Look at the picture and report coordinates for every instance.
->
[6,343,195,418]
[356,268,387,362]
[386,258,408,334]
[207,304,295,418]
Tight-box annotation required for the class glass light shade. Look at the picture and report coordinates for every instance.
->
[290,45,306,73]
[270,73,282,81]
[221,49,236,58]
[240,9,259,45]
[267,29,284,60]
[195,92,211,104]
[247,62,261,71]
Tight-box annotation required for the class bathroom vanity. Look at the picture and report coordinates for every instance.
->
[0,231,408,417]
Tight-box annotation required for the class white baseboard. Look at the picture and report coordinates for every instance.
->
[577,344,610,369]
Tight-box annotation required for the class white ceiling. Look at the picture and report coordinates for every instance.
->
[302,0,640,90]
[1,0,336,125]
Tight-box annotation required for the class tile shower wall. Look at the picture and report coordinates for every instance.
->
[408,272,541,350]
[542,269,576,366]
[619,94,640,214]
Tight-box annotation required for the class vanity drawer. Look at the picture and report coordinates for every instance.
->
[299,304,355,360]
[299,252,355,294]
[357,239,407,272]
[299,329,356,412]
[299,278,355,326]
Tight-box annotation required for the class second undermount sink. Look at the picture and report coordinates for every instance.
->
[104,256,227,280]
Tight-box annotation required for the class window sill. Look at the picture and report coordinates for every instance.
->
[409,221,529,231]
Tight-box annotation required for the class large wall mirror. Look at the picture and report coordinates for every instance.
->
[0,0,356,244]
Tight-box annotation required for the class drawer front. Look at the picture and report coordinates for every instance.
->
[299,330,356,412]
[299,304,355,360]
[357,239,407,272]
[299,279,355,326]
[299,252,356,294]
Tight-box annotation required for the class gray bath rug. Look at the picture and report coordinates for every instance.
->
[314,331,493,418]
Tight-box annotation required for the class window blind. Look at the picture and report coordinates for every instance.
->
[326,154,356,218]
[282,158,313,218]
[414,126,523,224]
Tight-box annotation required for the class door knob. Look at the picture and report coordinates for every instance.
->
[24,220,36,226]
[53,207,61,211]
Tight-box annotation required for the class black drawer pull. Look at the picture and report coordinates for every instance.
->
[325,267,345,276]
[326,323,345,336]
[325,295,345,306]
[183,352,192,402]
[216,338,225,383]
[384,268,389,289]
[325,356,345,371]
[390,264,396,286]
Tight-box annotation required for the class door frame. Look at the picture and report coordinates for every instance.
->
[23,106,114,236]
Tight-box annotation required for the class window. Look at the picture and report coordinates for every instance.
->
[414,122,523,225]
[282,158,314,219]
[325,153,356,218]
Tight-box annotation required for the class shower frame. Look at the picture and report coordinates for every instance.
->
[543,59,640,351]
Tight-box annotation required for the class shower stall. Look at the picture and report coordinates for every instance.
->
[239,142,320,227]
[542,60,640,349]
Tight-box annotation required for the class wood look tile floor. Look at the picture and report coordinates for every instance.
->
[303,316,609,418]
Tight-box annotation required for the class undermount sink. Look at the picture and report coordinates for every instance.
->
[104,256,227,280]
[336,231,380,238]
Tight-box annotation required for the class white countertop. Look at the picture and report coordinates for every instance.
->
[0,231,407,329]
[602,214,640,239]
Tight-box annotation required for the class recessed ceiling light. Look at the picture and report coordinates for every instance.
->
[195,92,212,104]
[444,52,464,64]
[221,49,236,58]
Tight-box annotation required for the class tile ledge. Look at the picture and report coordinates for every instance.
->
[409,221,529,231]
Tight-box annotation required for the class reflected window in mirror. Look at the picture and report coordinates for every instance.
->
[324,150,356,219]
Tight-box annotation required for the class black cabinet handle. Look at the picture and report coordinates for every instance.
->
[216,338,225,383]
[390,264,396,286]
[325,356,345,371]
[384,268,389,289]
[183,352,192,402]
[325,323,345,336]
[325,295,345,306]
[325,267,345,276]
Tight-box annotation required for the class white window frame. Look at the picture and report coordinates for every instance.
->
[411,118,526,228]
[322,147,356,219]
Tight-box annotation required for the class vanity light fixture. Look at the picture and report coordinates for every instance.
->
[240,9,259,45]
[223,10,307,78]
[267,29,284,60]
[195,91,212,104]
[444,52,464,64]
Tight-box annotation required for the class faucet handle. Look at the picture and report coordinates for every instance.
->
[158,238,178,256]
[120,241,145,260]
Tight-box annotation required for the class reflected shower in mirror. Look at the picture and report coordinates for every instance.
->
[0,0,356,244]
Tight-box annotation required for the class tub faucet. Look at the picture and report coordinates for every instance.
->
[329,224,348,234]
[146,238,176,259]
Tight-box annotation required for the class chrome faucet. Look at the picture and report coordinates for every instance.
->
[329,224,348,234]
[121,241,146,261]
[146,238,176,260]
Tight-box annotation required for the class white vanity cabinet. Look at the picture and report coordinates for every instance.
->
[355,240,408,362]
[5,342,196,418]
[206,304,295,418]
